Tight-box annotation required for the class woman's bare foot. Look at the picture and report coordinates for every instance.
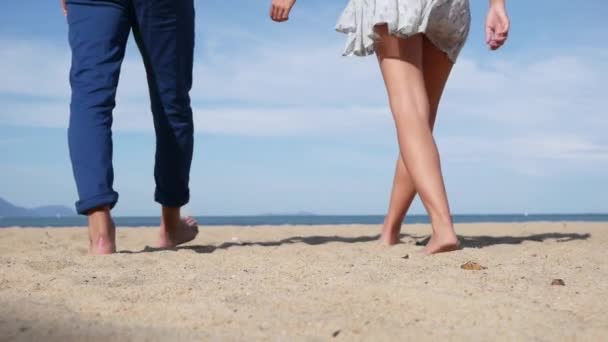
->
[379,220,401,246]
[158,207,199,248]
[88,207,116,255]
[421,231,460,255]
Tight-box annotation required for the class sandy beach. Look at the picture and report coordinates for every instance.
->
[1,222,607,341]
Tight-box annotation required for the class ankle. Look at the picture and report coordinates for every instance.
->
[161,206,181,230]
[89,233,116,255]
[87,206,113,232]
[428,212,453,229]
[383,215,403,231]
[92,234,113,246]
[87,206,115,254]
[88,205,111,220]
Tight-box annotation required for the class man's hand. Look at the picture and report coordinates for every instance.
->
[61,0,67,15]
[270,0,296,22]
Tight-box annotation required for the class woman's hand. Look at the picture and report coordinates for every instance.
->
[485,1,509,50]
[61,0,67,15]
[270,0,296,22]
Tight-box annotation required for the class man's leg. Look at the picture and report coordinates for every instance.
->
[131,0,198,247]
[67,0,131,253]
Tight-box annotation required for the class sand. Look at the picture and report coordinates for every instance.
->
[1,222,607,341]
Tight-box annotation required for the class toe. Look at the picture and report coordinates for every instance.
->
[183,217,199,234]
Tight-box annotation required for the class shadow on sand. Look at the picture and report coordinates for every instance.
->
[119,231,590,254]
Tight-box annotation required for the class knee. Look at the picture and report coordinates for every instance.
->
[392,107,429,128]
[390,97,430,124]
[70,73,119,115]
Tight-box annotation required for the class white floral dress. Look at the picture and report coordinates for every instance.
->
[336,0,471,62]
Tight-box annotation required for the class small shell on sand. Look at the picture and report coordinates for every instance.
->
[461,261,487,270]
[551,279,566,286]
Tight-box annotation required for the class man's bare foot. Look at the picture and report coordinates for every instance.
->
[379,221,401,246]
[158,207,199,248]
[421,232,460,255]
[88,207,116,255]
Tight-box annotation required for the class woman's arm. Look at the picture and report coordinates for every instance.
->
[486,0,510,50]
[270,0,296,22]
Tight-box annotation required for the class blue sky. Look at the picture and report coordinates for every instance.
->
[1,0,607,216]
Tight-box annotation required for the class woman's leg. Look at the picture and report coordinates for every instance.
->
[380,156,417,245]
[375,27,458,254]
[380,36,454,246]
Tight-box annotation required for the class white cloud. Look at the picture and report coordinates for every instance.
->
[0,39,70,98]
[0,100,392,137]
[510,135,608,162]
[193,105,390,136]
[437,133,608,178]
[446,52,607,128]
[192,43,385,106]
[1,36,607,174]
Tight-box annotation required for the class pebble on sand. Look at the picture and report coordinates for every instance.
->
[460,261,487,270]
[551,279,566,286]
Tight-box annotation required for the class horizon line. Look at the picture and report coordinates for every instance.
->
[2,212,608,219]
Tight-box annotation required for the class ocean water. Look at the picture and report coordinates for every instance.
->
[0,214,607,228]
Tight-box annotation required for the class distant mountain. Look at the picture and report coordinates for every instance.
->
[0,197,75,217]
[0,197,29,217]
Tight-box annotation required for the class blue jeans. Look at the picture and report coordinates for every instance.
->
[67,0,195,215]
